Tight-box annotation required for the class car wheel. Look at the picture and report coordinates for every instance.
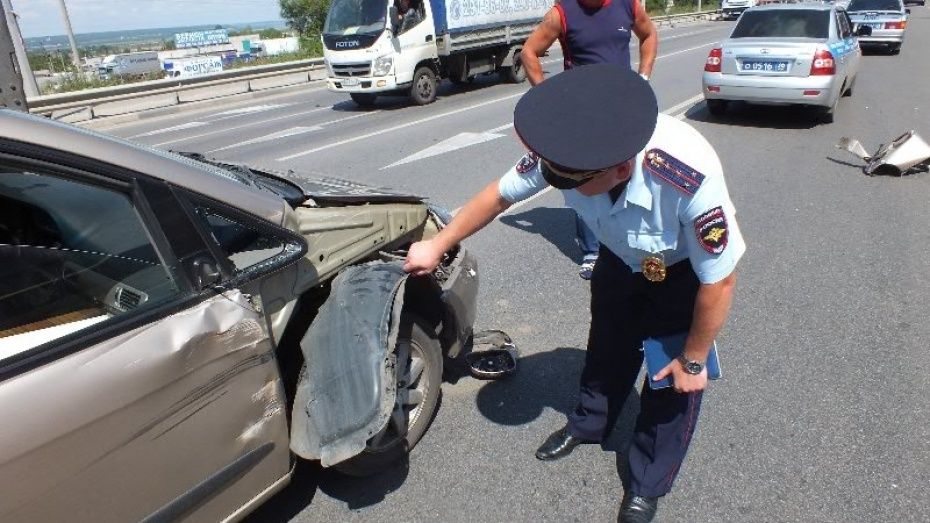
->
[889,44,901,55]
[500,56,527,84]
[350,93,378,107]
[333,314,443,476]
[819,95,839,124]
[706,99,728,116]
[843,77,855,97]
[410,67,438,105]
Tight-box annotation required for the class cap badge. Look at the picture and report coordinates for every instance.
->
[644,148,705,196]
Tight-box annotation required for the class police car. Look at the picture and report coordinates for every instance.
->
[846,0,909,54]
[702,2,868,123]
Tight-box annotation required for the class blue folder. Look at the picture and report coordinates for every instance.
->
[642,333,722,390]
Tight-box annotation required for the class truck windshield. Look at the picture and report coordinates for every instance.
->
[325,0,387,35]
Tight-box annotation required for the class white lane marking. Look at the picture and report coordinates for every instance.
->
[129,121,209,139]
[213,103,289,116]
[150,106,338,147]
[204,111,376,153]
[382,131,507,169]
[659,27,721,41]
[207,126,324,153]
[276,92,525,161]
[496,92,704,217]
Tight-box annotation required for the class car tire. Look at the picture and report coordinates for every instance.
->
[350,93,378,107]
[500,56,527,84]
[819,95,839,124]
[706,99,728,116]
[410,67,438,105]
[333,314,443,476]
[889,44,901,55]
[843,77,855,97]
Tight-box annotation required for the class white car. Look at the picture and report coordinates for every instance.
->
[846,0,909,53]
[702,2,866,123]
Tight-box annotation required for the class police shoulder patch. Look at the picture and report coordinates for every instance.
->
[694,206,728,254]
[516,151,539,174]
[644,148,705,196]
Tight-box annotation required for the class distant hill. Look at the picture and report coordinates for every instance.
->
[25,20,288,52]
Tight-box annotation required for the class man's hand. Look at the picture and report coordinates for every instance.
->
[403,239,444,276]
[653,359,708,394]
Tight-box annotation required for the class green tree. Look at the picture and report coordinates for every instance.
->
[259,28,286,39]
[279,0,330,36]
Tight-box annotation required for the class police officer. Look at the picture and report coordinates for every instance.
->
[403,64,745,522]
[520,0,658,279]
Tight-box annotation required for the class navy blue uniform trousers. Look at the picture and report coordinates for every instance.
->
[567,246,703,497]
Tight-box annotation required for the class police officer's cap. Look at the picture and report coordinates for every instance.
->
[514,64,658,189]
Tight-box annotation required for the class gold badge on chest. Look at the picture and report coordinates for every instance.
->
[641,254,667,282]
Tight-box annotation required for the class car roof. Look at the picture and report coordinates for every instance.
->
[0,109,286,226]
[749,2,835,11]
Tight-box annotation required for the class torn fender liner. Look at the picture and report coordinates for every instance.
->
[289,261,408,466]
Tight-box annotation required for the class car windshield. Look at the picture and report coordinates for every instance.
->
[731,9,831,38]
[847,0,901,10]
[325,0,387,35]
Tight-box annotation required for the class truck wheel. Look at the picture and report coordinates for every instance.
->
[501,57,527,84]
[334,313,443,476]
[706,99,728,116]
[350,93,378,107]
[410,67,438,105]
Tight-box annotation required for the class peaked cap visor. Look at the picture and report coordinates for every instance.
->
[514,64,659,173]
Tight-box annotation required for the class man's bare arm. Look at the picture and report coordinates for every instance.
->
[632,9,658,77]
[521,8,562,86]
[653,272,737,392]
[403,181,512,275]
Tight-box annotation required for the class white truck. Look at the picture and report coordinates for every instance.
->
[97,51,161,79]
[720,0,758,20]
[322,0,553,106]
[162,56,224,79]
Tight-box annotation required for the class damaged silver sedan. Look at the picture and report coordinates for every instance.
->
[0,109,478,522]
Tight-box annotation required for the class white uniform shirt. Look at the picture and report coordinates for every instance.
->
[498,114,746,284]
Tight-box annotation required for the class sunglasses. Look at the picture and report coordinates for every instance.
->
[538,158,609,189]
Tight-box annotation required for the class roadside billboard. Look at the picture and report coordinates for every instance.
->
[174,29,230,49]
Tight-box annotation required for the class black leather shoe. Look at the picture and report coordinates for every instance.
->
[618,492,659,523]
[535,426,590,461]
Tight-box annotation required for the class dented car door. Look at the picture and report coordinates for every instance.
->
[0,156,302,522]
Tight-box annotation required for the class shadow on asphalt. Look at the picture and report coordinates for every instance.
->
[685,101,822,130]
[472,345,643,489]
[499,207,582,263]
[330,74,516,112]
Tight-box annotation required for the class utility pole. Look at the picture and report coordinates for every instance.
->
[55,0,80,68]
[1,0,38,102]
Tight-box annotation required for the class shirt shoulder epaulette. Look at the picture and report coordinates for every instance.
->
[643,148,705,197]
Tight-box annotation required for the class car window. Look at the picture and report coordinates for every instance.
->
[0,167,181,358]
[839,12,853,37]
[731,9,831,38]
[194,205,287,272]
[847,0,901,10]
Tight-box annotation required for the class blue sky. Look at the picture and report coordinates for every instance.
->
[12,0,284,37]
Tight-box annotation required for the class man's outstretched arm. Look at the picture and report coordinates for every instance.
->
[404,180,512,276]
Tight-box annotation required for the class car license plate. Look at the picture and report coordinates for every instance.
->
[340,77,359,86]
[857,22,883,29]
[740,60,789,72]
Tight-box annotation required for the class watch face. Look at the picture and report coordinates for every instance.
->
[685,361,704,374]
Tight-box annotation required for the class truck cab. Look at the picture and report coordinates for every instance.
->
[323,0,547,106]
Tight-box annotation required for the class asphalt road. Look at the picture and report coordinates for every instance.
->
[101,13,930,522]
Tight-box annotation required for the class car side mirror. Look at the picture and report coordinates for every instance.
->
[188,255,222,289]
[389,6,400,35]
[856,25,872,37]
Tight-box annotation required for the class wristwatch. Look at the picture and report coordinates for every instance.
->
[639,73,650,81]
[677,354,705,375]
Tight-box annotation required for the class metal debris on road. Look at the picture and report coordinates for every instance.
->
[836,131,930,176]
[465,330,518,380]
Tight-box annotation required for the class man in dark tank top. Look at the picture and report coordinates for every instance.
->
[520,0,658,282]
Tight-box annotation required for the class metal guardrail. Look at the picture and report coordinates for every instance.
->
[27,10,719,122]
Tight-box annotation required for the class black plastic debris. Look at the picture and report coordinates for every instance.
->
[465,330,518,380]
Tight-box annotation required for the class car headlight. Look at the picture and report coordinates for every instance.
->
[371,55,393,77]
